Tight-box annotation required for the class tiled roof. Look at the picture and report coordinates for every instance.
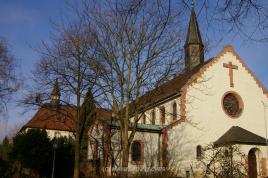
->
[22,104,112,132]
[22,58,212,133]
[129,59,212,114]
[96,108,112,119]
[22,58,214,133]
[214,126,268,147]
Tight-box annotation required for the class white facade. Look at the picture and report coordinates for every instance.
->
[183,48,268,145]
[119,45,268,177]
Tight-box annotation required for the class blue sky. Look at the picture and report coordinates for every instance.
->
[0,0,267,140]
[0,0,69,139]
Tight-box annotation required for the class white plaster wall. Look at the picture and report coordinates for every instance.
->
[25,128,74,139]
[109,130,160,170]
[184,51,268,146]
[166,122,197,174]
[46,129,74,139]
[127,131,159,170]
[168,50,268,176]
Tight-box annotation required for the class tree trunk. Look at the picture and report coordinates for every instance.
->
[74,136,80,178]
[74,55,82,178]
[122,139,129,168]
[74,99,81,178]
[121,123,129,178]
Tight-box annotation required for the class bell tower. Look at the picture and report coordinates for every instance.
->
[184,6,204,71]
[51,79,60,107]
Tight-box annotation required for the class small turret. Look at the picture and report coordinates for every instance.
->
[51,79,60,107]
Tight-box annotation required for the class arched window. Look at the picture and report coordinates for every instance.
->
[173,102,177,120]
[151,110,155,125]
[196,145,202,160]
[160,107,165,125]
[131,141,143,164]
[142,114,146,124]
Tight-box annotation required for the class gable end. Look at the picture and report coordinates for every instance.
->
[184,45,268,98]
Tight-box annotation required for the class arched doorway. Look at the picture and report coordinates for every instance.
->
[248,149,257,178]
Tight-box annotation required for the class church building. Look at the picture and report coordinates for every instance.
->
[21,6,268,178]
[98,7,268,177]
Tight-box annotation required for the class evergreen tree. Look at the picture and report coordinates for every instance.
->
[11,129,53,177]
[0,136,12,177]
[11,129,75,178]
[0,136,11,160]
[79,89,96,161]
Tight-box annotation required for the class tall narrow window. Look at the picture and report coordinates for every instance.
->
[151,110,155,125]
[142,114,146,124]
[160,107,165,125]
[196,145,202,160]
[131,141,143,164]
[173,102,177,121]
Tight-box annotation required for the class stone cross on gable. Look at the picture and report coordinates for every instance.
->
[223,61,238,87]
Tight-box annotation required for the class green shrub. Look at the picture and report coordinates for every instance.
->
[11,129,53,177]
[0,158,11,178]
[10,129,74,178]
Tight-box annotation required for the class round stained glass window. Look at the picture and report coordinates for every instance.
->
[222,92,243,118]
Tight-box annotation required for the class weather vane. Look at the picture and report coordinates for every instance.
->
[191,0,195,8]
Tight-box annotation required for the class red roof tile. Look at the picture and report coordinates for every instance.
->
[22,104,112,132]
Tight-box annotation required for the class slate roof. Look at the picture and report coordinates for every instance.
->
[185,8,203,45]
[214,126,268,147]
[22,104,111,132]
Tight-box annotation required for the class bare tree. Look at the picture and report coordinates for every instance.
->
[198,144,247,178]
[0,38,19,113]
[78,0,184,175]
[21,19,98,178]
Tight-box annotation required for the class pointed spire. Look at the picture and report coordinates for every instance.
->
[185,8,203,46]
[184,6,204,71]
[51,79,60,106]
[191,0,195,9]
